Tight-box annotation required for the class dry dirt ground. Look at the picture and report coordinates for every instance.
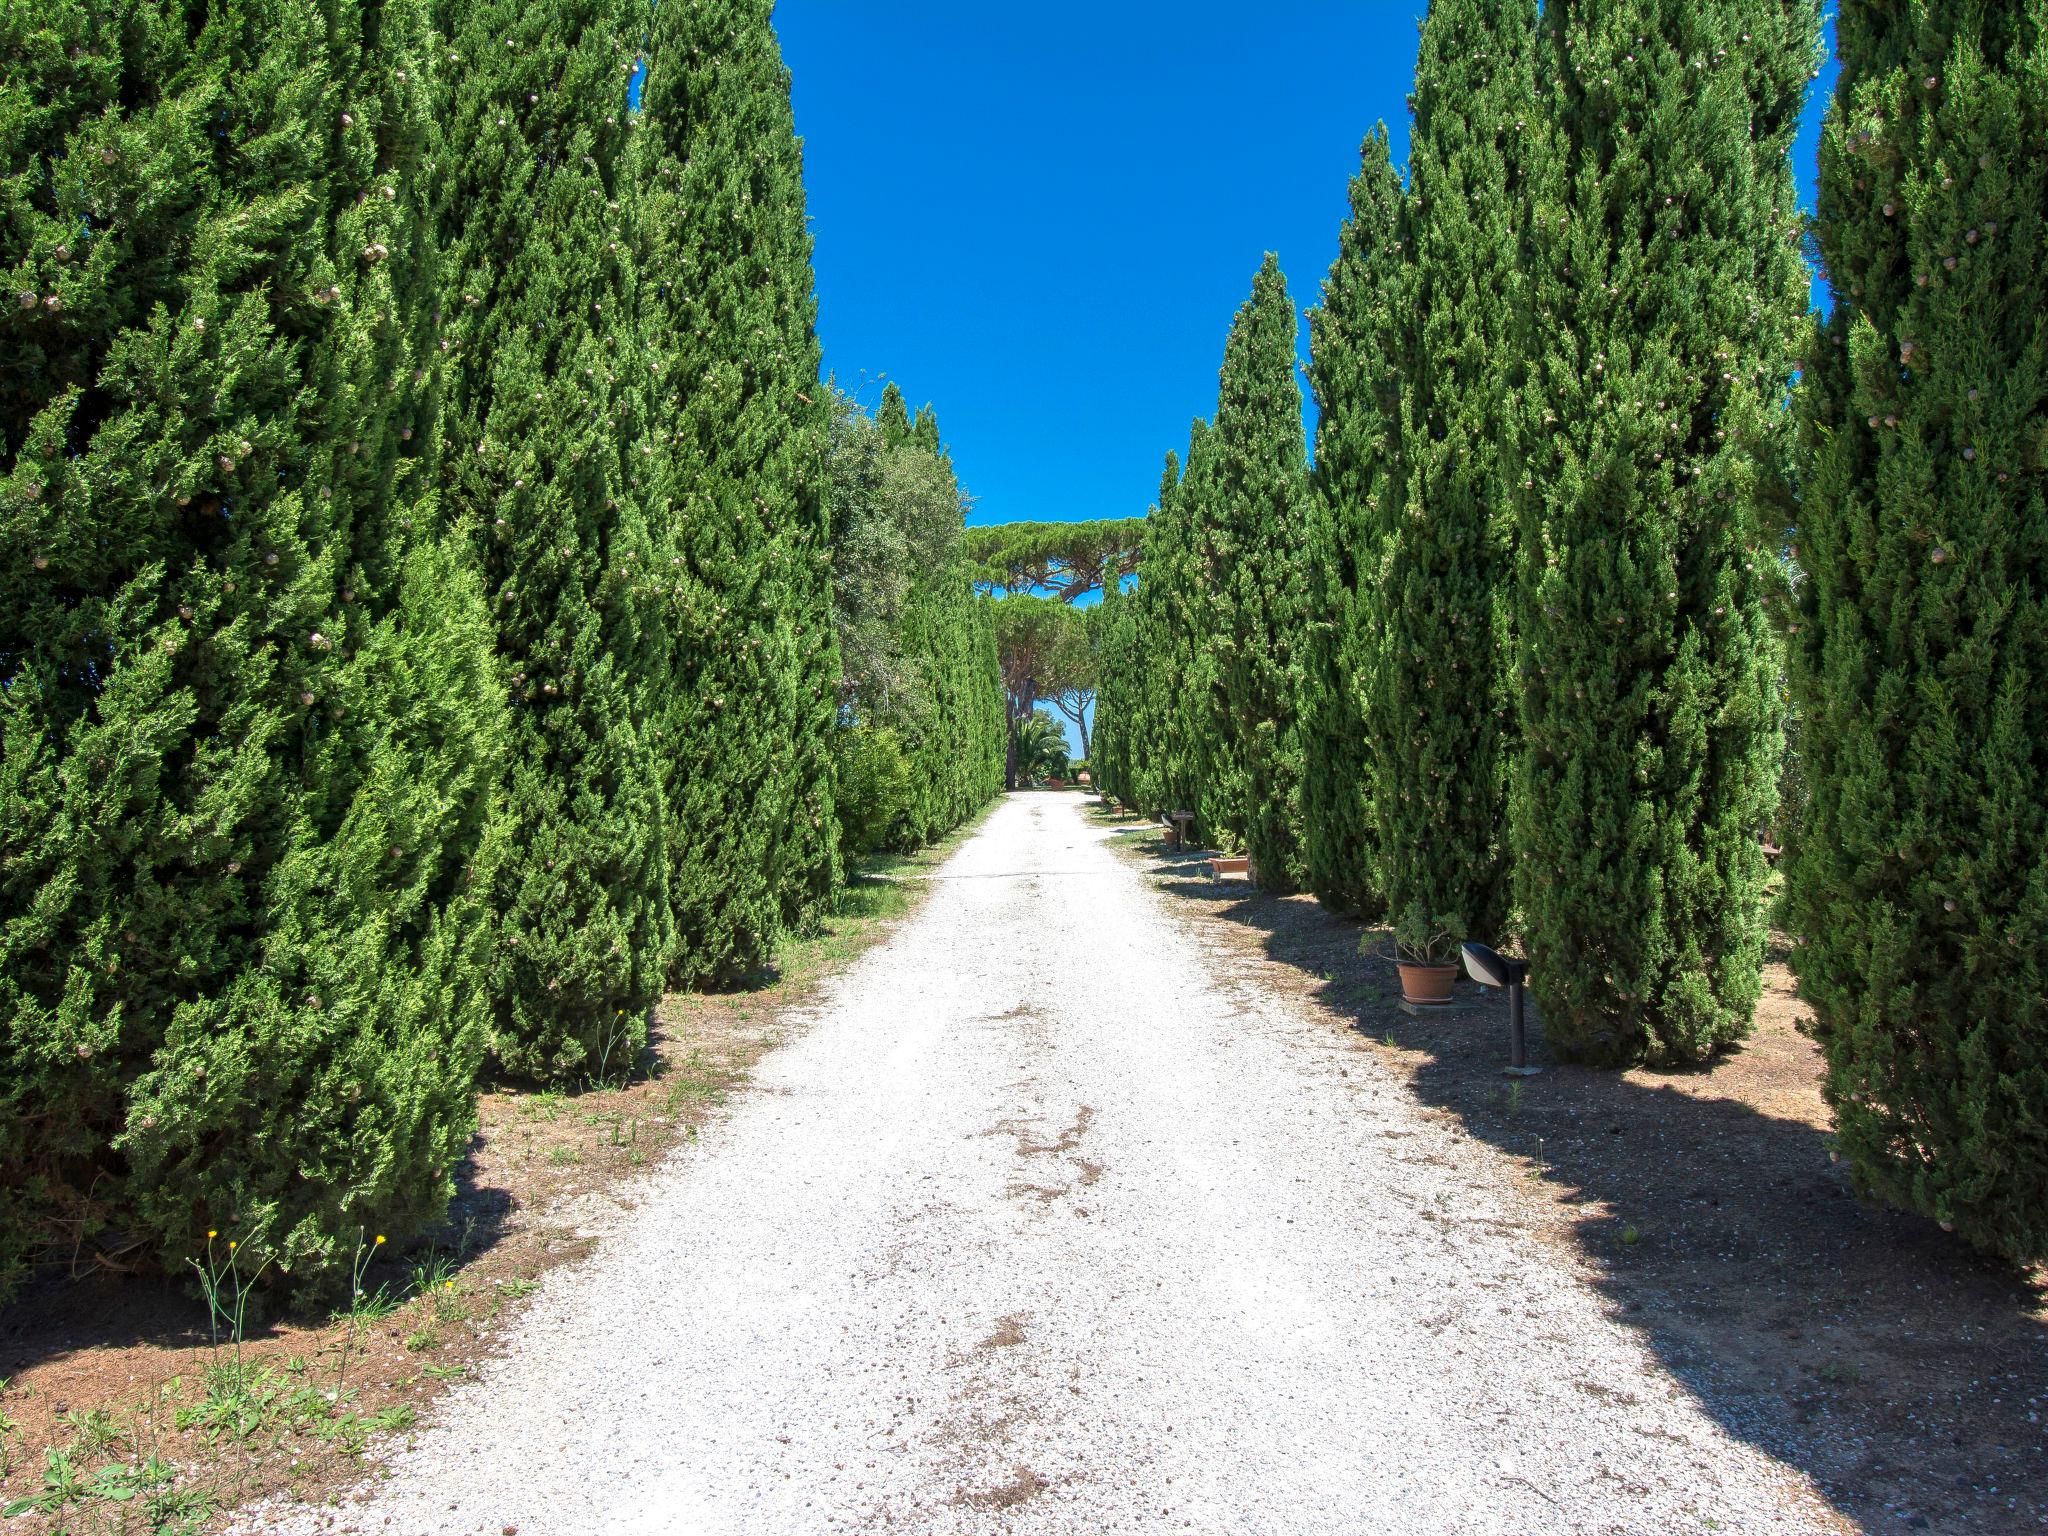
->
[1103,804,2048,1535]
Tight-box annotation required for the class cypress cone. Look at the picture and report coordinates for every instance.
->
[430,0,671,1082]
[635,0,839,983]
[1303,127,1406,917]
[1367,0,1537,951]
[1,0,505,1289]
[1514,0,1817,1063]
[1787,3,2048,1260]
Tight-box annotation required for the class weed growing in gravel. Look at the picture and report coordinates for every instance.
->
[422,1363,468,1381]
[188,1231,272,1390]
[548,1144,581,1166]
[334,1232,395,1403]
[0,1444,195,1523]
[404,1327,442,1353]
[501,1277,540,1299]
[0,1378,17,1477]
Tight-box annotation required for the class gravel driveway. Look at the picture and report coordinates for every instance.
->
[257,792,1840,1535]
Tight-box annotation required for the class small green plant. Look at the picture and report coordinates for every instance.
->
[187,1230,274,1404]
[333,1230,393,1404]
[501,1277,540,1299]
[1504,1081,1525,1117]
[422,1362,468,1381]
[547,1144,581,1167]
[1619,1225,1642,1247]
[57,1407,123,1454]
[585,1009,641,1091]
[1381,1032,1399,1048]
[1817,1360,1863,1386]
[403,1327,442,1353]
[1387,906,1468,966]
[0,1379,18,1479]
[409,1249,459,1296]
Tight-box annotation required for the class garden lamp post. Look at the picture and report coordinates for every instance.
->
[1461,942,1540,1077]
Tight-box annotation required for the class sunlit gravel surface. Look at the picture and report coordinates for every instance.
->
[248,792,1839,1536]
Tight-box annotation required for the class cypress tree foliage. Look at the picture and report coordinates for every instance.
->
[429,0,670,1082]
[824,387,1000,852]
[1,0,505,1289]
[634,0,839,984]
[875,380,912,447]
[1515,0,1817,1064]
[1140,446,1211,823]
[1091,581,1140,804]
[1367,2,1537,951]
[1202,255,1311,884]
[1302,127,1406,917]
[1787,4,2048,1259]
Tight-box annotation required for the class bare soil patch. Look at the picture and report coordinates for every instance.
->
[1093,800,2048,1536]
[0,829,979,1535]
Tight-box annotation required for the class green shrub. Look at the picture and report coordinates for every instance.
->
[833,727,917,857]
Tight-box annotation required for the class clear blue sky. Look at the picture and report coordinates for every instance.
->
[779,2,1838,535]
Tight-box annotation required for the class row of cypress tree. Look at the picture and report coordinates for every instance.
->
[0,0,999,1295]
[1097,1,2047,1260]
[827,382,1006,855]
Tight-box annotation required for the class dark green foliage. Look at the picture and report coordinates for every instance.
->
[1367,0,1536,950]
[966,518,1146,600]
[1013,709,1072,782]
[825,387,1002,856]
[1787,2,2048,1259]
[1202,256,1312,884]
[1514,0,1817,1063]
[1302,128,1406,916]
[635,0,840,982]
[1091,582,1141,805]
[429,0,669,1082]
[0,0,505,1290]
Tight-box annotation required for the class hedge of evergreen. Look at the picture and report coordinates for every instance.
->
[0,0,999,1295]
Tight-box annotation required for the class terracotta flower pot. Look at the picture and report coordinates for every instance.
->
[1395,960,1458,1006]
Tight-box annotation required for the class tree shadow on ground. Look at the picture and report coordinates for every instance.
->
[1123,830,2048,1536]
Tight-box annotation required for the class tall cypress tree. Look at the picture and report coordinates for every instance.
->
[635,0,839,984]
[1205,255,1311,885]
[1303,127,1406,917]
[430,0,670,1082]
[1787,3,2048,1260]
[1,0,505,1287]
[1515,0,1817,1063]
[1368,1,1536,950]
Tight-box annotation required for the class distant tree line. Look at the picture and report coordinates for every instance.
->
[1095,0,2048,1263]
[0,0,1000,1296]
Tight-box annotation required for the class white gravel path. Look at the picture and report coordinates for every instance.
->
[253,792,1840,1536]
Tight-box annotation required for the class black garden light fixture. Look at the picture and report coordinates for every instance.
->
[1461,942,1540,1077]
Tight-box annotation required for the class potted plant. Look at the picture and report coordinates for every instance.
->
[1389,907,1465,1006]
